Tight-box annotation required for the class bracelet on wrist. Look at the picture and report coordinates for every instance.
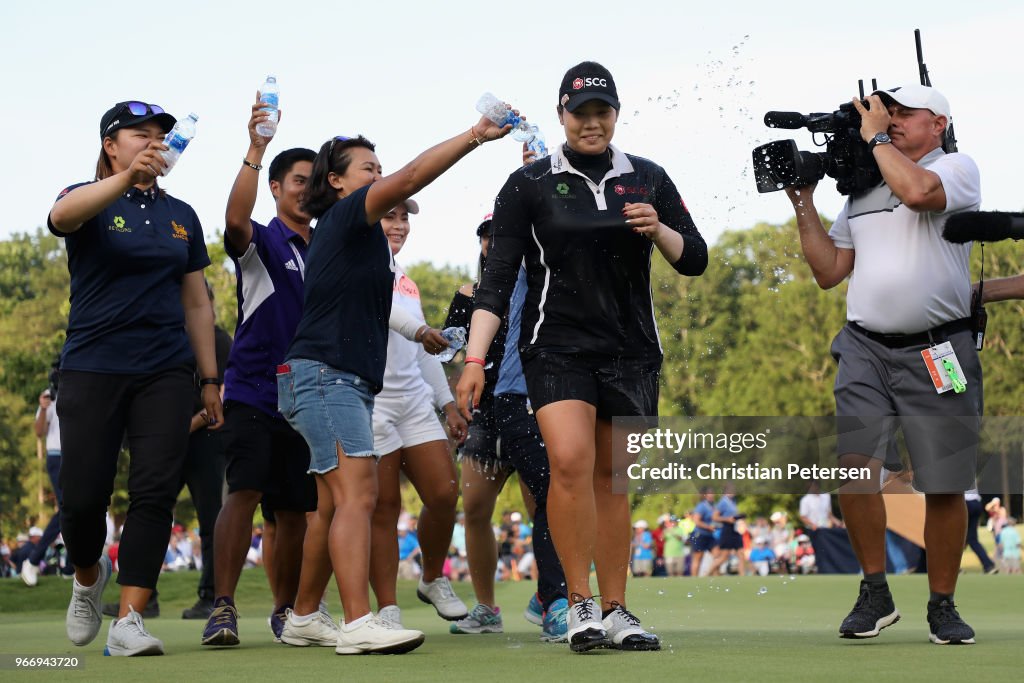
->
[468,127,484,148]
[199,377,222,387]
[242,159,263,171]
[415,325,430,342]
[464,356,485,367]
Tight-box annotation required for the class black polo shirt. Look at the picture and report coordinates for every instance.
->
[48,182,210,374]
[286,185,395,393]
[474,144,707,358]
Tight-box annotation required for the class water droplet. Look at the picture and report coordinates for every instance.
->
[776,183,784,189]
[657,590,665,596]
[789,575,796,581]
[686,593,694,599]
[757,586,768,595]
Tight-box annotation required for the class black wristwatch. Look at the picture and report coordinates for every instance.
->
[868,132,892,150]
[199,377,222,387]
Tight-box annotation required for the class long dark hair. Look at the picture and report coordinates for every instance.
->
[300,136,376,219]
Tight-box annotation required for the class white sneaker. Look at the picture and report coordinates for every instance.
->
[281,608,340,647]
[566,595,606,653]
[335,615,425,655]
[20,559,39,587]
[378,605,404,629]
[416,576,468,621]
[66,555,112,646]
[105,606,164,656]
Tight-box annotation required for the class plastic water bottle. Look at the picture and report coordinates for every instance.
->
[160,113,198,174]
[436,327,467,363]
[524,124,548,159]
[476,93,532,142]
[256,75,279,137]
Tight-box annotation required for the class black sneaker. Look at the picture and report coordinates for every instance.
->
[838,581,899,638]
[102,595,160,619]
[927,599,975,644]
[182,598,215,620]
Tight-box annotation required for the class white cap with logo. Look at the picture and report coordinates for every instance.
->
[873,84,950,119]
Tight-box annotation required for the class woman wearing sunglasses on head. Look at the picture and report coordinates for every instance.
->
[457,62,709,653]
[48,100,223,656]
[277,109,514,655]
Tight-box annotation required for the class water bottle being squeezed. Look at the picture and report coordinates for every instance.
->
[436,327,467,363]
[160,113,198,174]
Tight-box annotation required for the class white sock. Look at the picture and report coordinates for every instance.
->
[342,613,372,631]
[290,611,315,625]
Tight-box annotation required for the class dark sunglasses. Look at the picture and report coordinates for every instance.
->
[123,101,165,117]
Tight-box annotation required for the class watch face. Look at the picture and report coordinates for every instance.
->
[874,133,891,144]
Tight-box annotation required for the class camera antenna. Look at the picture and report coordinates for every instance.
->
[858,80,865,100]
[916,28,957,152]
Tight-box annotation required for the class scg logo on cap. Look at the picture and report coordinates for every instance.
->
[572,76,608,90]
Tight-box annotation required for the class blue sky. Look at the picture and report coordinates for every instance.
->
[2,1,1021,270]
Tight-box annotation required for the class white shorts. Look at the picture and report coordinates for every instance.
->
[373,387,448,454]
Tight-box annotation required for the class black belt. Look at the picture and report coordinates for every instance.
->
[848,317,972,349]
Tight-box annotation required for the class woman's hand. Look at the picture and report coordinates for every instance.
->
[416,326,449,355]
[443,402,469,445]
[623,202,663,240]
[128,143,169,184]
[455,364,485,421]
[471,105,520,142]
[201,384,224,430]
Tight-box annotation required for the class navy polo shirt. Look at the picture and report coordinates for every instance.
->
[286,185,395,393]
[48,182,210,374]
[224,217,308,417]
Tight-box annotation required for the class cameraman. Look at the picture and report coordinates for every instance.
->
[785,84,980,645]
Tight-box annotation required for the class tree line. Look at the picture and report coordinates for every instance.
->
[2,219,1021,536]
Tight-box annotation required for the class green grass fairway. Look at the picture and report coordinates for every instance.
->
[0,570,1019,682]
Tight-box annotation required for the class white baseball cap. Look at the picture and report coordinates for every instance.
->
[29,526,43,537]
[873,84,950,119]
[510,512,522,522]
[633,519,649,529]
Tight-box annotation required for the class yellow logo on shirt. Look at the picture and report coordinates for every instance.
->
[108,216,131,233]
[171,221,189,241]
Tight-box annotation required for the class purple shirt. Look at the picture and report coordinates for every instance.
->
[224,217,308,417]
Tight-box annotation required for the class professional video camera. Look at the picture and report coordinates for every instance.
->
[752,30,956,197]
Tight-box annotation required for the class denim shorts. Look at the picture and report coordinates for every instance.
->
[277,358,378,474]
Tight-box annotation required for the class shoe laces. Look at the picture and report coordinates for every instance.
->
[71,592,96,619]
[608,601,641,627]
[570,594,596,622]
[852,584,887,614]
[210,605,236,626]
[121,606,152,637]
[431,577,457,600]
[316,610,339,631]
[470,603,494,620]
[929,599,962,625]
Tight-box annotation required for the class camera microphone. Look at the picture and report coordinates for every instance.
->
[943,211,1024,244]
[764,111,808,129]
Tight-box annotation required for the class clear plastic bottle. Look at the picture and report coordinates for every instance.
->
[436,326,467,363]
[256,75,279,137]
[160,113,198,174]
[476,92,532,142]
[524,124,549,159]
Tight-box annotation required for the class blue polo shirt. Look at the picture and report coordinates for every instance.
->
[694,500,716,538]
[286,185,395,392]
[716,495,738,521]
[48,182,210,374]
[494,266,528,397]
[224,217,308,417]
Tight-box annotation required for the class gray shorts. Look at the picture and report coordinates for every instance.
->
[830,323,982,493]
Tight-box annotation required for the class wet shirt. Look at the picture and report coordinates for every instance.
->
[287,186,395,393]
[48,183,210,374]
[474,144,707,358]
[224,218,308,416]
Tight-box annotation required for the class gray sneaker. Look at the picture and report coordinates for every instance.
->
[416,577,468,620]
[281,608,340,647]
[66,555,112,646]
[450,603,504,634]
[601,602,660,651]
[378,605,404,629]
[105,606,165,656]
[566,595,606,653]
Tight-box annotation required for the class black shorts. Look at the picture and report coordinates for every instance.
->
[521,350,660,420]
[718,527,744,550]
[460,399,508,472]
[223,400,316,512]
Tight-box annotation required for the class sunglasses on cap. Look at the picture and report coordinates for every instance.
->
[328,135,353,157]
[122,101,165,116]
